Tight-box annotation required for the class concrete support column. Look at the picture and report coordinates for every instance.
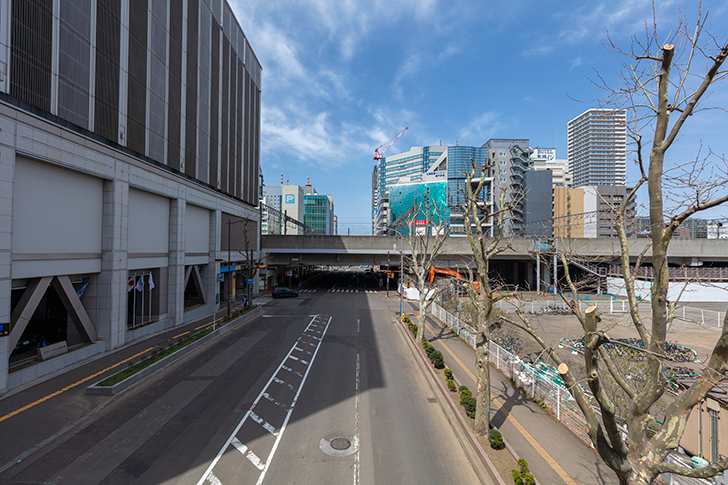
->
[97,178,129,350]
[0,146,15,393]
[207,209,221,310]
[168,197,186,327]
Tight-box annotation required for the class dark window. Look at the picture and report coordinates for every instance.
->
[127,0,148,155]
[94,0,120,141]
[11,0,53,112]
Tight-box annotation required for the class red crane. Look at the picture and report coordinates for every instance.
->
[374,127,408,160]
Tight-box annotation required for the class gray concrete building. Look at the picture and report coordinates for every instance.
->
[0,0,262,392]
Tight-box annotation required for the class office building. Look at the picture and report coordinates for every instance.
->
[567,109,627,187]
[373,145,445,235]
[262,183,335,235]
[553,186,636,238]
[531,148,572,187]
[0,0,261,392]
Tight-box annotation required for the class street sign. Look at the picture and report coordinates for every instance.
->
[247,278,253,284]
[217,273,224,282]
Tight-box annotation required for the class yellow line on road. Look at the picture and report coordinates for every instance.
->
[172,331,190,339]
[422,320,577,485]
[0,346,157,424]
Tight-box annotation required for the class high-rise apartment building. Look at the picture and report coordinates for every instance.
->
[567,109,626,187]
[0,0,261,392]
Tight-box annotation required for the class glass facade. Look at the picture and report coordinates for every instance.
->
[304,195,334,235]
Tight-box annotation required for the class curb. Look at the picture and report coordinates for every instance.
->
[394,316,504,485]
[86,307,262,395]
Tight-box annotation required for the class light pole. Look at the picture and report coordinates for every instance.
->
[400,234,404,319]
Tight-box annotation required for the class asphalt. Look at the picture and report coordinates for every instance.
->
[398,298,622,485]
[0,271,483,484]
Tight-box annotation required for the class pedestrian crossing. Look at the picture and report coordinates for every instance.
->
[327,289,378,293]
[298,289,317,293]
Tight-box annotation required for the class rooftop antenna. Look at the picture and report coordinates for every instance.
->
[280,173,284,185]
[306,177,311,186]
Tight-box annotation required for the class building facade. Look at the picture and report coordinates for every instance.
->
[262,183,335,235]
[373,145,445,235]
[0,0,262,392]
[567,109,627,187]
[553,186,636,238]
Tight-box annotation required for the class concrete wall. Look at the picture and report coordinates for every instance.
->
[0,101,258,393]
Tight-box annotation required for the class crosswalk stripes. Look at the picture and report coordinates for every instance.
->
[325,288,379,293]
[299,289,316,293]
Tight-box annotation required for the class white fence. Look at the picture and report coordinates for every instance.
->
[493,296,725,329]
[430,301,715,485]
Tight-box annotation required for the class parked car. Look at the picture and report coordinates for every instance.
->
[272,287,298,298]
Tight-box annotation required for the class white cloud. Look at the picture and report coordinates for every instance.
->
[568,57,583,69]
[458,112,503,146]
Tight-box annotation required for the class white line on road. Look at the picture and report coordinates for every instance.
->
[196,315,332,485]
[249,411,278,436]
[357,319,360,333]
[354,352,360,485]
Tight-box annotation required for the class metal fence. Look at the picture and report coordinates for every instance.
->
[430,301,715,485]
[493,296,725,329]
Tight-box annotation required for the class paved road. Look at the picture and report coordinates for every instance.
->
[404,299,621,485]
[0,270,481,484]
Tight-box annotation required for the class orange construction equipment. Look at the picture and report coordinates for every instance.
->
[428,266,480,290]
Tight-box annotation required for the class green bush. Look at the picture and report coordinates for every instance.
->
[512,469,522,485]
[425,345,437,357]
[458,385,468,393]
[460,386,473,406]
[489,429,505,450]
[408,322,418,337]
[512,459,533,485]
[430,350,444,369]
[447,379,456,391]
[463,396,477,418]
[403,316,411,323]
[444,368,453,380]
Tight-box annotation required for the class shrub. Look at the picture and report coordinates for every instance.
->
[430,350,444,369]
[426,345,437,357]
[403,316,410,323]
[444,368,453,380]
[512,469,522,485]
[408,322,418,337]
[512,459,533,485]
[460,388,472,405]
[458,385,468,393]
[447,379,456,391]
[489,429,504,450]
[463,396,477,418]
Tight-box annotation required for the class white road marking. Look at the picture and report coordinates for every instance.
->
[272,377,284,385]
[281,365,292,372]
[357,319,360,333]
[354,352,361,485]
[249,411,278,436]
[288,355,299,361]
[196,315,333,485]
[207,471,223,485]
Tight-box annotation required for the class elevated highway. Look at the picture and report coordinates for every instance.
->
[262,235,727,268]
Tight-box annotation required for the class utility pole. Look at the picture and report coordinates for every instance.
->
[400,235,404,319]
[386,251,390,297]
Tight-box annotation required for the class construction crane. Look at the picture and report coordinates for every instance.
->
[374,127,408,160]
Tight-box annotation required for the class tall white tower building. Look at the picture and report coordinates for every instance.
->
[567,109,627,187]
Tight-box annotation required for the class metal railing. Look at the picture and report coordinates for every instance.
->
[430,300,714,485]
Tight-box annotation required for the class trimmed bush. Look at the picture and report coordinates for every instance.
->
[459,387,472,405]
[447,378,456,391]
[429,350,444,369]
[408,322,418,337]
[444,368,453,380]
[512,459,534,485]
[426,346,437,357]
[489,429,505,450]
[463,396,477,418]
[458,385,468,393]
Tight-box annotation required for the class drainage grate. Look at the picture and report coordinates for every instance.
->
[330,438,351,450]
[427,398,437,403]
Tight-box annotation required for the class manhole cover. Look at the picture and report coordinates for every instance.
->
[330,438,351,450]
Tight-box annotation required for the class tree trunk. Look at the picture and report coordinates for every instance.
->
[473,296,492,435]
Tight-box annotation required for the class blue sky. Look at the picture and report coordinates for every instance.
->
[229,0,728,234]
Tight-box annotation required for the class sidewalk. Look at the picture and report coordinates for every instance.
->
[398,299,620,485]
[0,300,256,473]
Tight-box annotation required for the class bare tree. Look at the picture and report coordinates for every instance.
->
[402,191,450,343]
[237,219,262,308]
[461,160,515,436]
[503,7,728,484]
